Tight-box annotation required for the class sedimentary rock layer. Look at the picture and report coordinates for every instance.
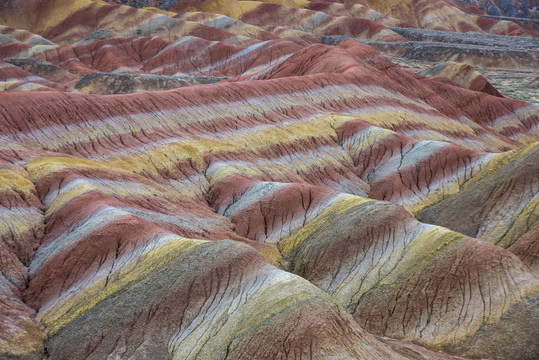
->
[0,1,538,359]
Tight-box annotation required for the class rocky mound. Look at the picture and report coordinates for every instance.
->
[420,61,503,96]
[74,72,227,94]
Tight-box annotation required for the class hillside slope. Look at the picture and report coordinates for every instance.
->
[0,0,538,359]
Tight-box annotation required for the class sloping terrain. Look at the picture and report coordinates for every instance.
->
[419,61,503,96]
[0,0,538,360]
[455,0,538,19]
[393,57,539,102]
[326,27,539,69]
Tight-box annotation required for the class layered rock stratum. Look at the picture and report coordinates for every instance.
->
[0,0,538,359]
